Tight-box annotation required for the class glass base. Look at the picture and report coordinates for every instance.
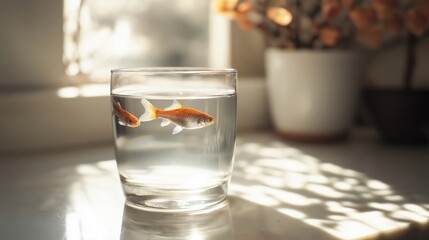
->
[122,181,229,212]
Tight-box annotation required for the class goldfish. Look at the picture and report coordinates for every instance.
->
[139,99,216,135]
[112,99,140,128]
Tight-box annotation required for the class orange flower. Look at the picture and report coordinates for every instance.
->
[216,0,252,17]
[373,0,399,20]
[421,5,429,25]
[342,0,356,11]
[216,0,238,17]
[320,26,341,47]
[350,6,377,30]
[266,7,293,26]
[237,16,254,30]
[323,0,342,20]
[311,21,321,34]
[237,1,253,14]
[359,25,382,49]
[216,0,255,30]
[406,8,428,36]
[383,11,403,35]
[237,1,256,29]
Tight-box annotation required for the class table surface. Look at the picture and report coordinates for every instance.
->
[1,129,429,240]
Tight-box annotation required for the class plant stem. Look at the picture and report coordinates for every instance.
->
[404,33,417,91]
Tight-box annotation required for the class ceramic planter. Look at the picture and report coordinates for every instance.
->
[265,49,366,141]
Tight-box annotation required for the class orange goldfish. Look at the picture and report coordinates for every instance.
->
[112,100,140,128]
[140,99,216,135]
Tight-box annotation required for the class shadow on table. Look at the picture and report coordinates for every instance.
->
[228,134,429,240]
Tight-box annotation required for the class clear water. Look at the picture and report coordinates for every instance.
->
[112,89,236,211]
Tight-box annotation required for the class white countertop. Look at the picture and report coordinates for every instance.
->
[1,129,429,240]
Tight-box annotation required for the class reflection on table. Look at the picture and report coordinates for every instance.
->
[121,201,233,240]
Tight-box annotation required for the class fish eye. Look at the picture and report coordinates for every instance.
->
[127,119,133,124]
[208,117,213,122]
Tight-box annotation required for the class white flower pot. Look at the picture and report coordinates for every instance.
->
[265,49,366,141]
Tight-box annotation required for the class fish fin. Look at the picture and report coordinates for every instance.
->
[172,125,183,135]
[118,120,126,126]
[140,99,158,122]
[160,118,171,127]
[164,100,183,110]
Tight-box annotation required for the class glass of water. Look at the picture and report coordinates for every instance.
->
[111,68,237,211]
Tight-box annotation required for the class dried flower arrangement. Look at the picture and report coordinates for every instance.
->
[217,0,429,88]
[348,0,429,89]
[217,0,357,48]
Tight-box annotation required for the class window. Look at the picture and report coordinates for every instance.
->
[63,0,211,81]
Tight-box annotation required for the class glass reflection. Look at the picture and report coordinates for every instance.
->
[120,201,234,240]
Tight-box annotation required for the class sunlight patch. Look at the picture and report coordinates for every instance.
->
[277,208,307,219]
[367,180,390,190]
[306,184,349,199]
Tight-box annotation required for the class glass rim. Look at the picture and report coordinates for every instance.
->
[111,67,237,75]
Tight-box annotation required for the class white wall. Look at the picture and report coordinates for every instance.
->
[0,0,67,89]
[231,24,265,78]
[0,92,113,154]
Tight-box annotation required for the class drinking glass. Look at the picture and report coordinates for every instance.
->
[111,68,237,211]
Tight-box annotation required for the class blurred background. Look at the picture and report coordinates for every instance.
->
[0,0,428,154]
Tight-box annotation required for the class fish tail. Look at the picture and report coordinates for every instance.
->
[140,99,158,122]
[112,99,122,116]
[112,99,120,109]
